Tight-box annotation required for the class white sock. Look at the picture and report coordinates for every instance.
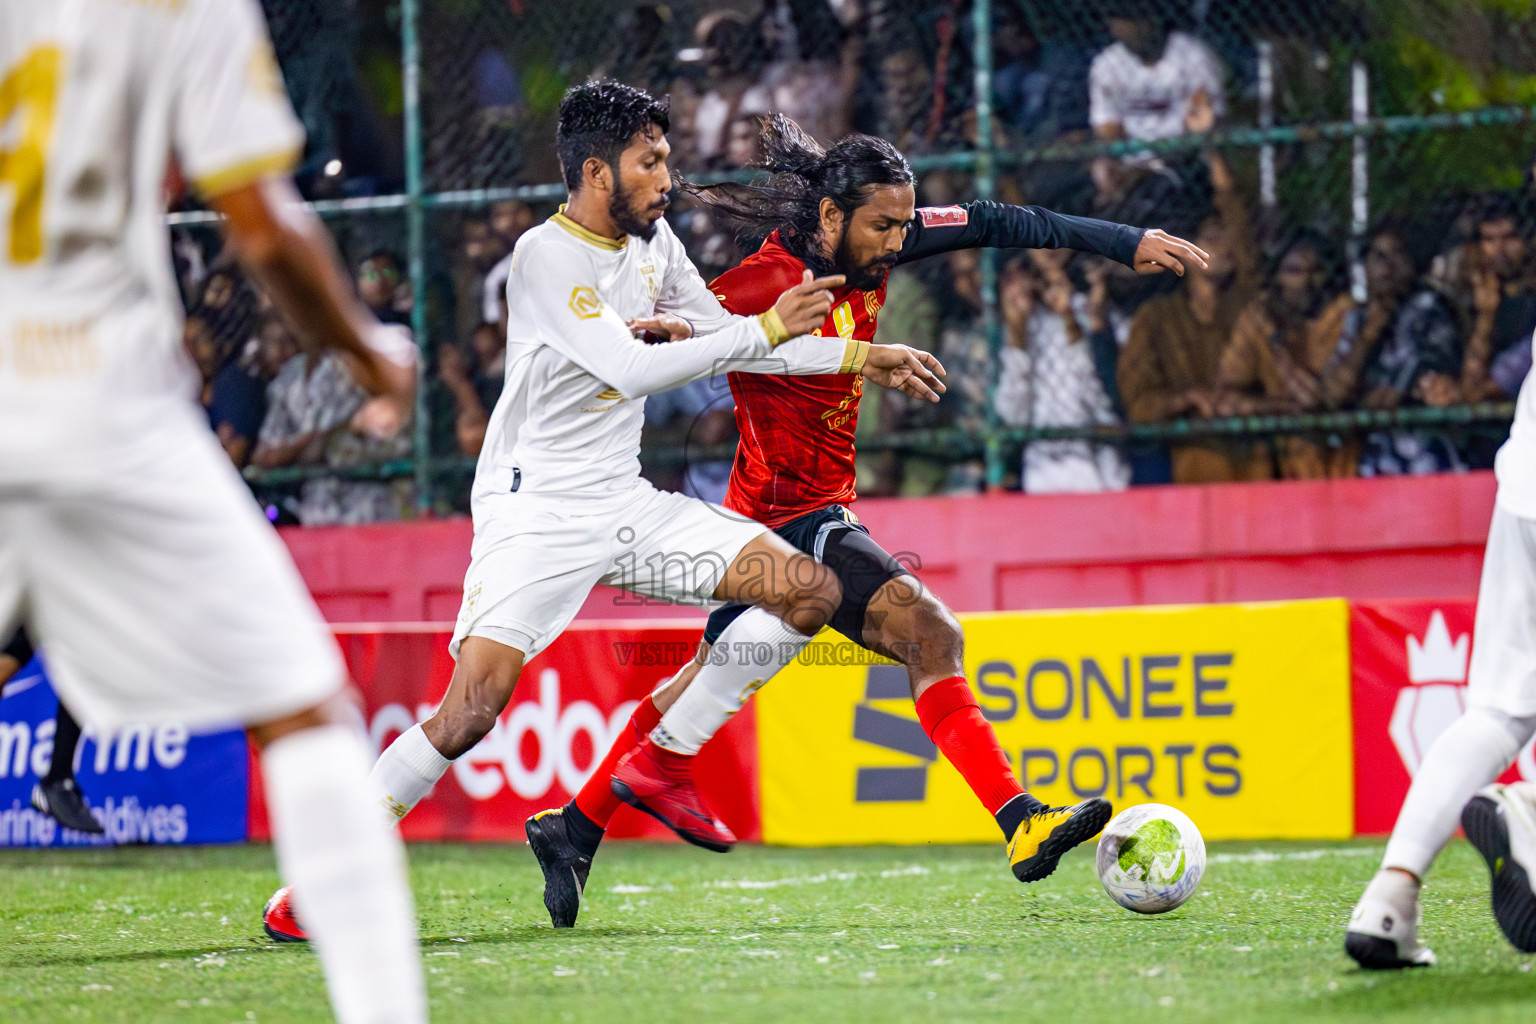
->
[262,725,425,1024]
[652,608,813,754]
[1382,707,1536,877]
[370,723,452,828]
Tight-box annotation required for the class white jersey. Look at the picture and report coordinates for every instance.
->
[472,210,866,512]
[1496,334,1536,519]
[0,0,304,482]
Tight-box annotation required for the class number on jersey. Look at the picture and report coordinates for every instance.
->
[0,46,62,264]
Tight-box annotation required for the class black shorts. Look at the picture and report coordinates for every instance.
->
[703,504,910,649]
[3,626,32,666]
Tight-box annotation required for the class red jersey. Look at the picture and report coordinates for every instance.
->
[711,232,884,528]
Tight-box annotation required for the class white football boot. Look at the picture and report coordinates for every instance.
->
[1345,870,1437,969]
[1462,782,1536,953]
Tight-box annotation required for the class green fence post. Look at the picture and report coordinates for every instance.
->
[402,0,431,514]
[972,0,1004,491]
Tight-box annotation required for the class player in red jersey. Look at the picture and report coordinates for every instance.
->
[526,116,1207,927]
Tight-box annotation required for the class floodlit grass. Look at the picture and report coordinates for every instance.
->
[0,839,1531,1022]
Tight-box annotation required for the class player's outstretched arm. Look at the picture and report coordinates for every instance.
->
[897,200,1208,277]
[524,238,842,397]
[209,179,417,437]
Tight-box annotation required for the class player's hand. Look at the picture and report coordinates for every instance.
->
[351,394,409,441]
[627,313,694,343]
[774,269,845,337]
[1133,229,1209,277]
[862,344,946,403]
[349,323,417,441]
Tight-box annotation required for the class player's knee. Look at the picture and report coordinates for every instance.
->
[903,595,964,671]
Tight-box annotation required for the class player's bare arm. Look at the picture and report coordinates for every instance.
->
[210,178,417,438]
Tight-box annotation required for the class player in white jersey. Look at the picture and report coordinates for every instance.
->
[1347,333,1536,966]
[261,79,946,938]
[0,1,426,1020]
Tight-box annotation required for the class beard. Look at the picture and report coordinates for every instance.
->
[835,230,898,292]
[609,178,668,242]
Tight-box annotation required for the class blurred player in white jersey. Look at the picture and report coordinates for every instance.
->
[0,1,425,1020]
[1347,333,1536,966]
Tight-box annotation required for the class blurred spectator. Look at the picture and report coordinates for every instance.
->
[481,200,536,332]
[759,0,857,148]
[252,338,413,526]
[991,0,1089,145]
[688,11,774,168]
[1215,235,1368,479]
[1457,196,1536,403]
[856,263,942,496]
[356,251,410,326]
[994,254,1130,493]
[724,112,769,171]
[439,323,507,458]
[642,376,737,504]
[596,3,681,98]
[894,250,995,493]
[1118,152,1271,482]
[489,199,535,252]
[186,313,265,470]
[1089,3,1224,144]
[450,218,509,344]
[1356,225,1468,477]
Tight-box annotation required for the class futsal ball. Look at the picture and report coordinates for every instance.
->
[1094,804,1205,914]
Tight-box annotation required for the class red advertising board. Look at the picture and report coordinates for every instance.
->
[248,621,760,843]
[1350,599,1535,835]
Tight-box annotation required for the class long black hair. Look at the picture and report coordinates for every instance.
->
[680,115,914,273]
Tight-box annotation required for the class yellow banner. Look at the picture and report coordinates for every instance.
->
[757,600,1353,845]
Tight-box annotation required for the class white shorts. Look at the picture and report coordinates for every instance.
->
[1468,505,1536,718]
[0,410,345,732]
[452,482,767,660]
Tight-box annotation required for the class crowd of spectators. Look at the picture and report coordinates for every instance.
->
[182,0,1536,521]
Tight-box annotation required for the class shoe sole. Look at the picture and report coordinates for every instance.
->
[525,815,581,929]
[1462,795,1536,953]
[263,921,308,943]
[611,778,733,853]
[1343,931,1430,970]
[1012,798,1113,883]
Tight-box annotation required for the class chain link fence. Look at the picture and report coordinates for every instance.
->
[174,0,1536,519]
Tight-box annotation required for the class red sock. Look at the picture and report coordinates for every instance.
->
[915,676,1024,816]
[574,696,662,829]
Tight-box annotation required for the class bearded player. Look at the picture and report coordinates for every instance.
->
[262,82,947,943]
[525,114,1210,928]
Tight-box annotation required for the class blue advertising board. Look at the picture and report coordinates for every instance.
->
[0,656,248,847]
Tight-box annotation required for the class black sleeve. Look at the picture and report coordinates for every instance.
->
[3,626,33,666]
[897,201,1145,268]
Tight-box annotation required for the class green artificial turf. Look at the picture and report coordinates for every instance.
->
[0,839,1531,1022]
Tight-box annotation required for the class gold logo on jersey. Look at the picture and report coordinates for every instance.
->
[640,262,659,302]
[569,286,604,319]
[819,376,863,431]
[831,301,856,339]
[863,291,883,320]
[595,387,623,400]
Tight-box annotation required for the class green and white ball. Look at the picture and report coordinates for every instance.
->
[1094,804,1205,914]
